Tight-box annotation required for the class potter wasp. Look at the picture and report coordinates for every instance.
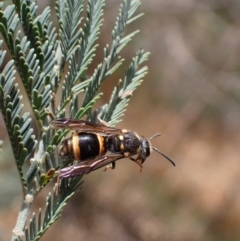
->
[50,118,175,179]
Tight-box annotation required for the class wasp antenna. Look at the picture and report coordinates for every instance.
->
[152,147,176,166]
[149,133,161,141]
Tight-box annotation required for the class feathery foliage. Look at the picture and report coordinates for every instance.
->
[0,0,149,240]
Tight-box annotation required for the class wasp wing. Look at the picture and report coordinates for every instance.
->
[58,154,124,178]
[51,118,122,134]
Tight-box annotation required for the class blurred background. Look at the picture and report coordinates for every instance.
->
[1,0,240,240]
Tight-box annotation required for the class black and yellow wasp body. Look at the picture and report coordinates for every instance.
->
[50,118,175,178]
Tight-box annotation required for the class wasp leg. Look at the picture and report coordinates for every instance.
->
[103,161,116,172]
[130,158,143,172]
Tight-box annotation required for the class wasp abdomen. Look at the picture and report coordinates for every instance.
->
[59,133,106,161]
[78,133,102,160]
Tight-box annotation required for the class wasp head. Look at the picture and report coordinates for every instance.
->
[138,136,151,164]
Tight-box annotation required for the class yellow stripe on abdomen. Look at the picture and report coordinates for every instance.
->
[72,133,81,160]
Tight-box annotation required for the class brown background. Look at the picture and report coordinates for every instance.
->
[1,0,240,241]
